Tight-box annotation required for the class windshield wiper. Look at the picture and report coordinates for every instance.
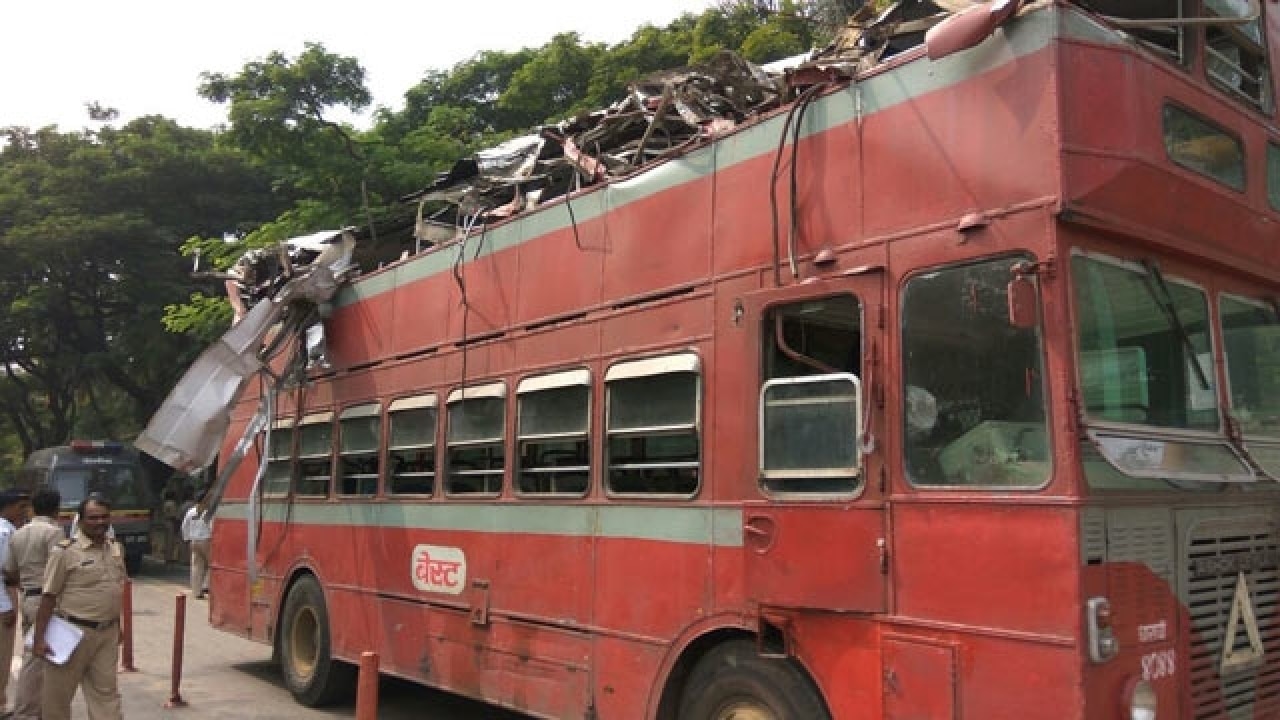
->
[1139,259,1210,391]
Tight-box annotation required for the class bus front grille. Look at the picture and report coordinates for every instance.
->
[1185,515,1280,719]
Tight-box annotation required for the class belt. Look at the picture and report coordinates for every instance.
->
[60,614,117,631]
[22,588,41,598]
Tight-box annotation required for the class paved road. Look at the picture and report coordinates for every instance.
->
[11,559,529,719]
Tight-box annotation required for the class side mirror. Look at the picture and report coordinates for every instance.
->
[926,0,1022,61]
[1007,275,1038,329]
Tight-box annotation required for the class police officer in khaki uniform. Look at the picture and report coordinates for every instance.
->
[3,488,65,720]
[31,494,125,720]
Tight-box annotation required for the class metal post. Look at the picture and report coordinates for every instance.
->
[120,579,136,672]
[355,651,379,720]
[164,593,187,708]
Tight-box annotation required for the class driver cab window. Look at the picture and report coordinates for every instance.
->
[759,294,862,495]
[902,256,1050,487]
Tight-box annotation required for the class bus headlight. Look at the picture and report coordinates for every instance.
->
[1124,677,1157,720]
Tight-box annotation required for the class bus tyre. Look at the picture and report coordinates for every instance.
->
[678,639,830,720]
[279,575,354,707]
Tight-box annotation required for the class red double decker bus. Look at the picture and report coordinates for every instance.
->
[191,2,1280,717]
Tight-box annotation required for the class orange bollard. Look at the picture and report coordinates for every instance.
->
[355,651,379,720]
[164,593,187,708]
[120,579,136,672]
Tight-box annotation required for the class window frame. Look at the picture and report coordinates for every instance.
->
[294,411,334,498]
[337,403,381,497]
[444,382,507,497]
[604,353,702,499]
[515,368,591,498]
[263,416,296,497]
[900,253,1053,491]
[1161,102,1246,192]
[386,394,438,497]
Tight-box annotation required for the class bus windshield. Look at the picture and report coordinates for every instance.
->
[1071,251,1254,487]
[50,465,146,508]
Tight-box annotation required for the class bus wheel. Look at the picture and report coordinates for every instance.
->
[677,639,830,720]
[279,575,354,707]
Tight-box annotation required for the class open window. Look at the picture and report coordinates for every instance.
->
[338,403,380,496]
[759,294,863,494]
[296,412,334,497]
[606,354,700,496]
[516,369,590,496]
[446,383,506,496]
[387,395,437,496]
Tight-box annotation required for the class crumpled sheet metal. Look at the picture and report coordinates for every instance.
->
[403,1,989,243]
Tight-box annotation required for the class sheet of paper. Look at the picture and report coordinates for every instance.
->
[24,615,84,665]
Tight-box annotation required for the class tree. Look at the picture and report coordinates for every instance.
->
[0,117,282,464]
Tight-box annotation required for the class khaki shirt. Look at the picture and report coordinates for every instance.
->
[42,530,126,623]
[4,516,65,592]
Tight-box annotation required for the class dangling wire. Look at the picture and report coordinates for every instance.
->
[769,82,828,286]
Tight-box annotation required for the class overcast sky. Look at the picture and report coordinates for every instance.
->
[2,0,711,133]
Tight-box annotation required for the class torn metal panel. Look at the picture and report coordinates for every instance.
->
[137,230,358,472]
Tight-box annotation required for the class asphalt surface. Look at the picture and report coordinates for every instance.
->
[7,558,529,719]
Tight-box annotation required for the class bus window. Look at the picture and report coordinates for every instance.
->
[388,395,436,496]
[903,256,1050,488]
[446,383,506,496]
[1162,104,1245,191]
[516,369,590,496]
[1220,294,1280,477]
[606,354,700,496]
[263,418,295,496]
[296,413,333,497]
[339,404,380,496]
[759,295,862,494]
[1203,0,1272,110]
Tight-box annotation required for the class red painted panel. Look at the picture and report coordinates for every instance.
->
[515,220,606,324]
[599,176,714,302]
[593,535,712,639]
[892,503,1078,637]
[745,506,886,612]
[882,637,956,720]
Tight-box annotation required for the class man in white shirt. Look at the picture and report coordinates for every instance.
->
[4,488,64,720]
[179,492,213,599]
[0,489,30,715]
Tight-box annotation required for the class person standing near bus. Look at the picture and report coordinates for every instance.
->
[31,495,125,720]
[0,489,29,716]
[180,492,213,598]
[3,488,63,720]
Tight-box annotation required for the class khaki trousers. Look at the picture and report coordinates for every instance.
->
[41,622,121,720]
[13,593,45,719]
[0,586,18,707]
[190,539,211,596]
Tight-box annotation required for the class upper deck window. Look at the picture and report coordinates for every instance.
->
[1162,104,1245,190]
[446,383,506,496]
[1203,0,1272,111]
[1269,142,1280,210]
[606,354,700,497]
[516,370,590,496]
[759,295,862,495]
[338,404,380,496]
[902,256,1050,488]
